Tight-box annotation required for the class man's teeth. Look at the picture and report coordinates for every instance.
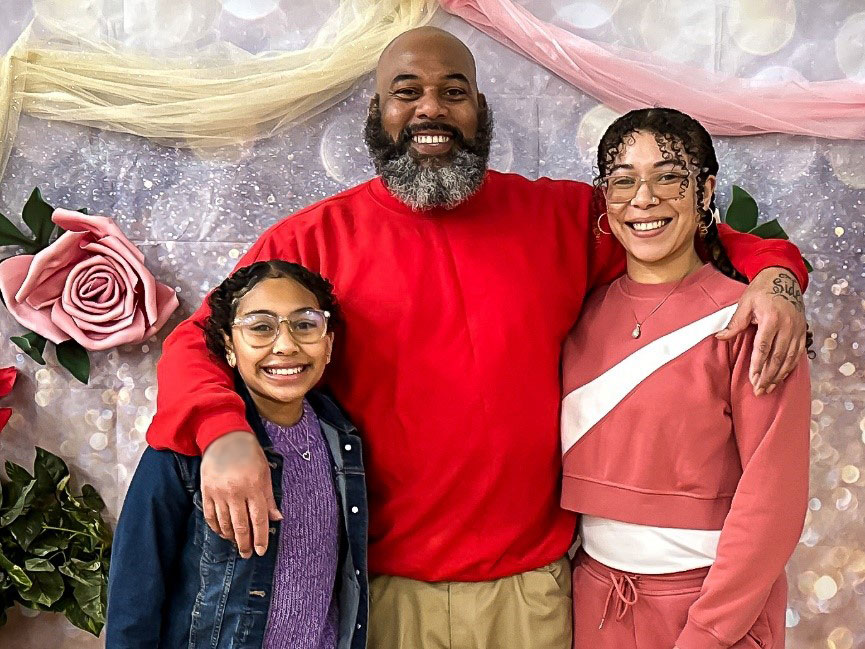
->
[264,366,305,376]
[413,134,450,144]
[631,220,670,232]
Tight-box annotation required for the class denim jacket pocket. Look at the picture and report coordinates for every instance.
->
[192,491,239,563]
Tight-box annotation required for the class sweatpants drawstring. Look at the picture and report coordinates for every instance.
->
[598,572,639,629]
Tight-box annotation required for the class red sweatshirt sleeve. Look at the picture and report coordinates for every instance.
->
[586,190,626,289]
[146,224,300,454]
[676,330,810,649]
[716,223,809,291]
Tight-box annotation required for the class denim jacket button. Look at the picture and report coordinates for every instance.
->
[344,444,352,451]
[268,461,277,469]
[351,506,359,514]
[269,527,277,534]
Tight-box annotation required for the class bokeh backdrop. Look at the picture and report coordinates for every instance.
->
[0,1,863,647]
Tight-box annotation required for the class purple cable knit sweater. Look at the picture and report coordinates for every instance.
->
[261,400,339,649]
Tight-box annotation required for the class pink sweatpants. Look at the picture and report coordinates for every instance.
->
[572,550,786,649]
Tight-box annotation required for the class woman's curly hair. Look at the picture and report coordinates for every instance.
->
[595,107,812,354]
[203,260,341,360]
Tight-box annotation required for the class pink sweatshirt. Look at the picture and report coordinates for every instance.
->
[560,264,810,649]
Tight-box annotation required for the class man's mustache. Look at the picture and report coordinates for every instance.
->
[394,122,467,150]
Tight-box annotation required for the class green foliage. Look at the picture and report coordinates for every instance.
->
[10,332,47,366]
[0,448,111,636]
[723,185,811,272]
[55,340,91,385]
[0,188,58,254]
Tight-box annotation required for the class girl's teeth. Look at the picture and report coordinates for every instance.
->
[632,220,669,231]
[265,367,304,376]
[413,135,450,144]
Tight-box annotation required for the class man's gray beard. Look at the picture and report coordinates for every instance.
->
[379,149,486,211]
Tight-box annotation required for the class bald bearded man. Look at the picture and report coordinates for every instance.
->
[146,27,809,649]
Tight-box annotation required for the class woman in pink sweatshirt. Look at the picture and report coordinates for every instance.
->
[560,108,810,649]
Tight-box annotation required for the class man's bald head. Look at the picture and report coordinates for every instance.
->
[375,27,478,96]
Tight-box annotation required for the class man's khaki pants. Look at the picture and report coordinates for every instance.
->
[368,557,572,649]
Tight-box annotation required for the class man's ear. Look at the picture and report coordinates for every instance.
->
[478,92,488,110]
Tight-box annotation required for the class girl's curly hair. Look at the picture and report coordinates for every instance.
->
[203,260,340,360]
[595,107,812,354]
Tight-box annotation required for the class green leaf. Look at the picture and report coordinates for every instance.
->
[72,579,104,621]
[21,187,55,250]
[7,510,44,550]
[80,484,105,512]
[0,549,33,589]
[23,558,55,572]
[725,185,759,232]
[5,461,33,486]
[34,448,69,494]
[749,218,789,240]
[55,340,90,385]
[10,332,47,366]
[59,561,101,586]
[70,558,101,572]
[803,257,813,273]
[62,597,102,636]
[19,568,64,607]
[0,212,35,248]
[0,479,36,526]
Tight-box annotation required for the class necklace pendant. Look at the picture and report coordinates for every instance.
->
[301,450,311,462]
[631,323,641,339]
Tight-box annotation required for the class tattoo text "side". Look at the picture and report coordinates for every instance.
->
[771,272,805,313]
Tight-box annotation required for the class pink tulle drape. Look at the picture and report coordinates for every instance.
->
[440,0,865,140]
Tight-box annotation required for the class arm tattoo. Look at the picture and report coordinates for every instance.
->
[770,272,805,313]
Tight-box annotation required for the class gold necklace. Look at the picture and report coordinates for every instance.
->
[628,263,702,339]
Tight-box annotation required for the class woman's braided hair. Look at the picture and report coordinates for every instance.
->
[203,260,340,359]
[594,107,812,353]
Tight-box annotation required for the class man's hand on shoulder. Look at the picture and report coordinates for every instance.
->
[716,267,806,395]
[201,431,282,559]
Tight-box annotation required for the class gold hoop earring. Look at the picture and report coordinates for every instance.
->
[697,215,711,238]
[596,213,611,236]
[226,351,236,368]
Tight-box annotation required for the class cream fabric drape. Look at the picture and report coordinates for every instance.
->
[0,0,437,181]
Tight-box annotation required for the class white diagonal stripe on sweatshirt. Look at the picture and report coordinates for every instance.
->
[561,304,737,456]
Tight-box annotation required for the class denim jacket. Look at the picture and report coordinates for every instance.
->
[106,386,368,649]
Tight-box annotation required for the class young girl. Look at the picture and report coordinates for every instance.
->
[561,109,810,649]
[107,260,367,649]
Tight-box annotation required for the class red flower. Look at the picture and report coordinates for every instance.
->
[0,366,17,433]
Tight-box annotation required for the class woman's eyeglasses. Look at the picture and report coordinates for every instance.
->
[232,309,330,347]
[602,171,691,204]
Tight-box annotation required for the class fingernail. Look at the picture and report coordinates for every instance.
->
[255,545,266,556]
[241,552,252,560]
[754,387,765,396]
[767,384,776,394]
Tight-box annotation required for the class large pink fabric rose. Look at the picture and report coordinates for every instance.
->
[0,209,179,351]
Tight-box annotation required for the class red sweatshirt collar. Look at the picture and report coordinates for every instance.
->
[366,172,494,218]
